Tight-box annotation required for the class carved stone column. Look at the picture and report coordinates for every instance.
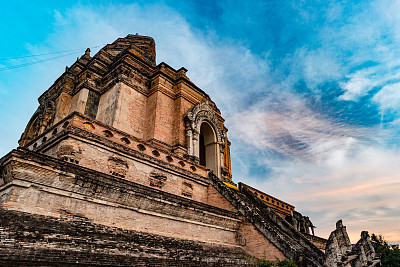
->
[193,130,199,159]
[186,128,193,155]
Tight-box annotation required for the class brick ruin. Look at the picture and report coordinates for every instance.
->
[0,35,379,266]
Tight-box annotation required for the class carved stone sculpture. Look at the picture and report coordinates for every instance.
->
[325,220,380,267]
[235,232,247,246]
[181,181,193,198]
[352,231,380,267]
[0,163,15,185]
[57,145,82,164]
[38,98,56,134]
[19,98,55,146]
[286,210,315,235]
[107,156,129,178]
[149,170,167,189]
[325,220,353,267]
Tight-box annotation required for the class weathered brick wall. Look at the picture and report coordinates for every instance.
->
[2,149,312,263]
[54,92,72,124]
[144,89,158,141]
[303,233,327,251]
[238,219,285,260]
[149,90,176,146]
[172,90,203,148]
[28,113,210,178]
[116,83,148,138]
[1,150,242,247]
[43,135,209,203]
[207,184,238,212]
[96,83,124,133]
[69,88,89,114]
[0,208,253,266]
[0,149,324,265]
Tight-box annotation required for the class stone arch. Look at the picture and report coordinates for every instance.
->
[19,97,55,147]
[19,110,40,147]
[185,101,225,178]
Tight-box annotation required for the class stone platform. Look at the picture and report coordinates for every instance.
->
[0,208,253,266]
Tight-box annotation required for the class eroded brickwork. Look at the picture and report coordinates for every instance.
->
[1,150,240,246]
[0,208,253,266]
[238,219,285,260]
[207,183,238,212]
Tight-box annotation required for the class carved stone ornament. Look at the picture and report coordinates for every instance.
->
[235,232,247,246]
[325,220,380,267]
[57,145,82,164]
[181,181,193,198]
[149,170,167,189]
[286,210,315,235]
[108,156,129,178]
[185,101,225,144]
[351,231,381,267]
[1,162,15,185]
[38,98,56,134]
[19,97,56,146]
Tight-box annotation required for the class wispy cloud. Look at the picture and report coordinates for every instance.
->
[230,101,369,160]
[373,82,400,113]
[242,143,400,243]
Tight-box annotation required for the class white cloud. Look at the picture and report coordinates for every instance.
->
[339,69,377,101]
[228,85,400,242]
[281,47,344,91]
[241,139,400,243]
[373,82,400,112]
[229,96,368,160]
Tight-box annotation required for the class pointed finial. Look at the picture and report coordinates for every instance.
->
[85,48,91,56]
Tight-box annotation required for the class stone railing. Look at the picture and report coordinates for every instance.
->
[208,172,326,267]
[240,183,295,218]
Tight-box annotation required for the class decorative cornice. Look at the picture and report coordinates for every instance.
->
[1,148,237,219]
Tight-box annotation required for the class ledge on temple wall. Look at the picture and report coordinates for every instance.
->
[21,112,210,180]
[223,182,239,191]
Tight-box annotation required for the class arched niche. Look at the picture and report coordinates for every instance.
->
[185,101,225,178]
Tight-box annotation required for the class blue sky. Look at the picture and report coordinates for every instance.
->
[1,0,400,243]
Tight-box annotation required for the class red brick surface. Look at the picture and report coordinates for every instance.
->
[207,184,238,212]
[238,219,285,260]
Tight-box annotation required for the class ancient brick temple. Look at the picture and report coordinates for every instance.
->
[0,35,379,266]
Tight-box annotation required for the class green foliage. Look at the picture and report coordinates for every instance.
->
[370,233,400,267]
[249,256,297,267]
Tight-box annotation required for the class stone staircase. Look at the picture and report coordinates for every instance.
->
[208,172,326,267]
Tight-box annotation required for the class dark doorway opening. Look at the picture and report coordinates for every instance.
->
[199,132,206,166]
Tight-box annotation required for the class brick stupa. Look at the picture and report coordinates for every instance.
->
[0,35,327,266]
